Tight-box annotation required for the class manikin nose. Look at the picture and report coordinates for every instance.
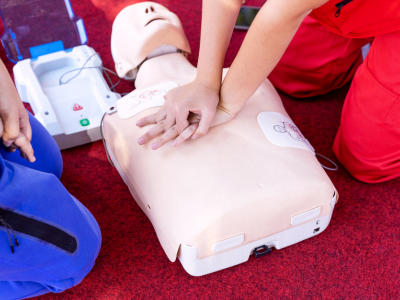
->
[145,6,155,14]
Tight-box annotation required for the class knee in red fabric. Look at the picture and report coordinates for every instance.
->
[333,31,400,183]
[269,16,370,98]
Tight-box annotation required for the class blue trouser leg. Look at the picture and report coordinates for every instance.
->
[0,111,101,300]
[0,111,63,179]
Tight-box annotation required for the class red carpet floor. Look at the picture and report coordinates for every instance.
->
[1,0,399,299]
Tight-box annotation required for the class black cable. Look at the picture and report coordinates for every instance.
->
[110,77,122,91]
[0,216,18,253]
[102,65,115,89]
[316,153,338,171]
[59,53,122,93]
[59,52,97,85]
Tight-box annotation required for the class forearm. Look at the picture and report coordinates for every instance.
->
[196,0,242,90]
[0,59,20,110]
[220,0,327,113]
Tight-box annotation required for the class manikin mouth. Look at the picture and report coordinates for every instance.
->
[145,18,166,26]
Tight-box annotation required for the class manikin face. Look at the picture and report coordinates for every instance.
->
[111,2,191,78]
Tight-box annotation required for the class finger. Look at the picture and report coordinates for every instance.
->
[155,104,167,123]
[137,122,164,145]
[176,118,189,135]
[136,113,158,127]
[192,109,215,140]
[175,108,190,135]
[19,110,32,142]
[163,105,177,132]
[188,113,201,124]
[20,151,27,160]
[0,116,4,139]
[13,133,35,162]
[172,122,199,147]
[172,104,190,134]
[8,143,17,150]
[2,109,20,147]
[150,125,179,150]
[6,147,16,153]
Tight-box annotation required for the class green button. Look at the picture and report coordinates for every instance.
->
[80,119,90,126]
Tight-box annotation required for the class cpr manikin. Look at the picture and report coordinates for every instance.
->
[103,2,338,276]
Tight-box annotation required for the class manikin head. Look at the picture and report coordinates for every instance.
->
[111,2,191,79]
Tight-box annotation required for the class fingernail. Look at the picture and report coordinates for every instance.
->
[172,140,178,147]
[138,137,144,145]
[3,141,12,147]
[151,142,158,150]
[192,134,199,140]
[136,120,142,126]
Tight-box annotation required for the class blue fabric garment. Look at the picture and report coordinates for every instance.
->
[0,111,101,300]
[0,111,63,179]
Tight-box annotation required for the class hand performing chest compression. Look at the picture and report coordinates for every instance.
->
[135,80,236,149]
[112,0,324,149]
[111,2,238,149]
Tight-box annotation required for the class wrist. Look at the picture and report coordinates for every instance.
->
[194,73,222,92]
[217,104,236,116]
[218,85,243,115]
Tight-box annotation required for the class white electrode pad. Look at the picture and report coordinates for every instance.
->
[117,81,178,119]
[257,112,315,154]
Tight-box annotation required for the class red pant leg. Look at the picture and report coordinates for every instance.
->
[333,30,400,183]
[268,16,370,98]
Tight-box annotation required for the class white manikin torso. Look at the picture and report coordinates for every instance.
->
[103,52,336,262]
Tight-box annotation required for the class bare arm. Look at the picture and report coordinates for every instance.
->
[196,0,243,90]
[137,0,328,149]
[220,0,328,113]
[153,0,242,138]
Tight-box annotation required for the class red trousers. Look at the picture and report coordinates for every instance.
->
[333,30,400,183]
[271,20,400,183]
[268,17,370,98]
[269,2,400,183]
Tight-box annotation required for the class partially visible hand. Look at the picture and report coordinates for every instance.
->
[155,79,220,138]
[0,107,35,162]
[0,58,35,162]
[136,105,235,150]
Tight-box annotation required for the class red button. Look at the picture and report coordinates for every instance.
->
[73,104,83,111]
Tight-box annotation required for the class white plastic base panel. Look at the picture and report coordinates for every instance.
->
[106,144,336,277]
[178,206,334,276]
[52,127,102,150]
[14,45,120,150]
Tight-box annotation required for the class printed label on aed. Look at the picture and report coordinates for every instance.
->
[257,112,315,154]
[117,82,179,119]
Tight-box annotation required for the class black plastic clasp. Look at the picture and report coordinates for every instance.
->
[335,0,353,17]
[253,245,272,258]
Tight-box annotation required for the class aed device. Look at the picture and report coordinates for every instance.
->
[235,6,261,30]
[0,0,120,150]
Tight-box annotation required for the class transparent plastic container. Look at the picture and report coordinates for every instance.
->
[0,0,87,63]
